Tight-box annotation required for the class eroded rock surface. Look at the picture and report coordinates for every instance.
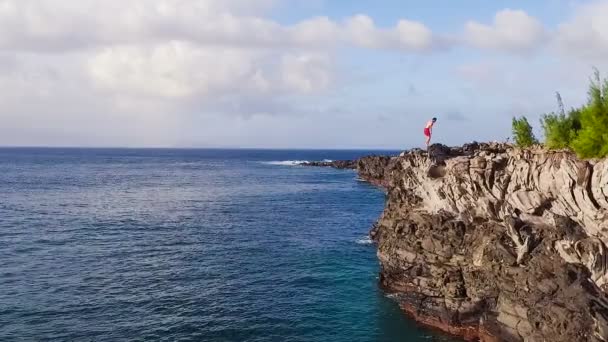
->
[300,160,357,169]
[360,143,608,341]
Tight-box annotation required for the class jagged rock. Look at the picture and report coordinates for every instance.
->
[357,143,608,342]
[300,160,357,169]
[504,213,532,265]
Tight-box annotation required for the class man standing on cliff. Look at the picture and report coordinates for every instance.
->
[424,117,437,148]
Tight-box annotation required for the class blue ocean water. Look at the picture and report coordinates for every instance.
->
[0,148,456,342]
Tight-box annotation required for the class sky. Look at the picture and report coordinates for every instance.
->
[1,0,608,149]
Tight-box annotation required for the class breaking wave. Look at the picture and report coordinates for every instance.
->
[356,236,373,245]
[263,160,308,166]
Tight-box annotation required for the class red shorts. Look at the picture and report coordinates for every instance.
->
[423,127,431,137]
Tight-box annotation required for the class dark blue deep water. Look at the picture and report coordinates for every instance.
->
[0,148,455,341]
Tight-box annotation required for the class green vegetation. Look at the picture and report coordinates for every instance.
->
[571,69,608,158]
[512,69,608,159]
[540,92,581,150]
[512,116,538,147]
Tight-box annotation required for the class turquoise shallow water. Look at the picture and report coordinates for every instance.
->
[0,148,457,341]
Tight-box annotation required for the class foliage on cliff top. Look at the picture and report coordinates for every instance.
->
[512,116,538,148]
[540,92,581,150]
[523,68,608,158]
[571,69,608,158]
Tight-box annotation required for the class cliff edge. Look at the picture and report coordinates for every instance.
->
[358,143,608,341]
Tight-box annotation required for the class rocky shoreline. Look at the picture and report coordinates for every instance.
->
[305,142,608,342]
[300,160,357,169]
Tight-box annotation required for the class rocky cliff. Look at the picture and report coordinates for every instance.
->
[357,143,608,341]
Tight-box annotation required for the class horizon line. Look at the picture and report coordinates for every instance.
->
[0,145,407,151]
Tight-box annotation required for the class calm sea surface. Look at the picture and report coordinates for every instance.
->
[0,148,456,341]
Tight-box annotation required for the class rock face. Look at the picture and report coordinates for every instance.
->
[300,160,357,169]
[359,143,608,342]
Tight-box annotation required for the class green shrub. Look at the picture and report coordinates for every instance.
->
[512,116,538,147]
[572,69,608,158]
[540,92,581,150]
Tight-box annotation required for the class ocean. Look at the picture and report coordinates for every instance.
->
[0,148,456,341]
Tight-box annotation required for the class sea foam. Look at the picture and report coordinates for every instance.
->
[263,160,309,166]
[356,236,373,245]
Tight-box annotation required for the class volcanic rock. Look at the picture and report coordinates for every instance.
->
[359,142,608,342]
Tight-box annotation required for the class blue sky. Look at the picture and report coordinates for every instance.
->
[274,0,570,26]
[263,0,603,147]
[0,0,606,148]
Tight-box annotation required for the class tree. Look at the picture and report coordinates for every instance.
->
[540,92,581,150]
[512,116,538,148]
[572,68,608,158]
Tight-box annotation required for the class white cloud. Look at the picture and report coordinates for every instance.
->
[0,0,439,146]
[395,20,434,50]
[289,17,339,46]
[281,53,332,93]
[464,9,547,52]
[0,0,289,51]
[0,0,606,148]
[556,1,608,59]
[0,0,438,53]
[88,43,264,98]
[344,15,386,49]
[88,42,333,101]
[0,53,183,147]
[344,15,436,51]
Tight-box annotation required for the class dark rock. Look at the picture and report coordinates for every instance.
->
[300,159,357,169]
[356,142,608,341]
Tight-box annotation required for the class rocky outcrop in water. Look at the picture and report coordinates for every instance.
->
[357,143,608,341]
[300,160,357,169]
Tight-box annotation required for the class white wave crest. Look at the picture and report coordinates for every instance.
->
[263,160,308,166]
[385,293,400,299]
[322,159,333,162]
[356,236,373,245]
